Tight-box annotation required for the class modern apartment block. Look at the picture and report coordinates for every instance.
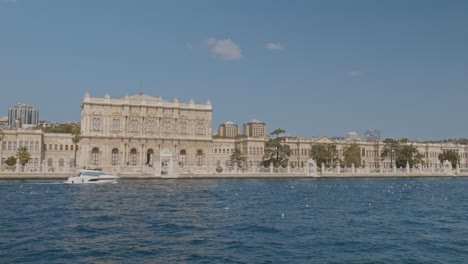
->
[243,119,266,138]
[8,103,39,128]
[217,121,240,138]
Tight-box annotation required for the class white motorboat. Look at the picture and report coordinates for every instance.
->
[66,170,119,184]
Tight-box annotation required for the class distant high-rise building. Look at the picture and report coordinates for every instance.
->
[217,121,239,138]
[8,103,39,128]
[365,129,381,142]
[243,119,266,138]
[346,132,361,142]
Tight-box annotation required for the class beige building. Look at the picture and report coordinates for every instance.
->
[243,119,266,138]
[216,121,239,138]
[1,92,468,175]
[0,129,76,173]
[79,92,213,173]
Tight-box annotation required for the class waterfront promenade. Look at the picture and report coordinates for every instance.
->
[1,160,467,179]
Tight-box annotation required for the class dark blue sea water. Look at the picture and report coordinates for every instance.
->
[1,178,467,263]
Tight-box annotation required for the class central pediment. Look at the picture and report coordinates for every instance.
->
[313,136,337,144]
[126,93,162,103]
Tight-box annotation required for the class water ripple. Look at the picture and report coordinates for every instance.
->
[1,178,468,263]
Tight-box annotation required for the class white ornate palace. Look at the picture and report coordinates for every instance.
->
[1,92,468,176]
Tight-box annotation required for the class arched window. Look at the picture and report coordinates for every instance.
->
[91,148,100,165]
[130,148,137,166]
[146,149,154,165]
[112,148,119,165]
[59,158,64,167]
[196,150,203,166]
[179,150,186,166]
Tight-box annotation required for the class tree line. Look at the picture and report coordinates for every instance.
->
[227,129,461,169]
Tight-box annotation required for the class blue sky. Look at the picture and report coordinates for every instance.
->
[1,0,467,140]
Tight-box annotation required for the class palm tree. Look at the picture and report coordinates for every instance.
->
[229,147,246,168]
[71,127,81,167]
[16,146,31,166]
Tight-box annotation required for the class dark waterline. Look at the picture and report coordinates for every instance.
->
[1,178,467,263]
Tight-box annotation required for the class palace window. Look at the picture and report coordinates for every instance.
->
[47,158,53,167]
[112,119,120,131]
[164,121,172,133]
[112,148,119,165]
[129,149,137,166]
[13,142,16,150]
[35,142,39,151]
[34,158,38,166]
[196,150,203,166]
[179,122,187,134]
[91,148,100,165]
[147,119,156,133]
[195,123,204,135]
[59,159,64,167]
[130,119,139,132]
[2,142,6,150]
[92,118,101,131]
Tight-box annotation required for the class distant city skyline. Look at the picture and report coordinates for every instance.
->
[1,0,467,140]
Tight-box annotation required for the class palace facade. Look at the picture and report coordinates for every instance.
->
[1,92,468,175]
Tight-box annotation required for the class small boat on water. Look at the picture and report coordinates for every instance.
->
[66,170,119,184]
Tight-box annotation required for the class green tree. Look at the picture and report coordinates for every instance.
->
[16,146,31,166]
[343,143,361,167]
[310,143,339,168]
[5,156,16,166]
[262,128,291,167]
[71,127,81,167]
[229,147,247,168]
[438,150,460,168]
[395,144,424,168]
[381,138,400,167]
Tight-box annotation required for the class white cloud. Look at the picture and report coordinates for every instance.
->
[203,38,243,60]
[347,71,362,78]
[265,42,284,50]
